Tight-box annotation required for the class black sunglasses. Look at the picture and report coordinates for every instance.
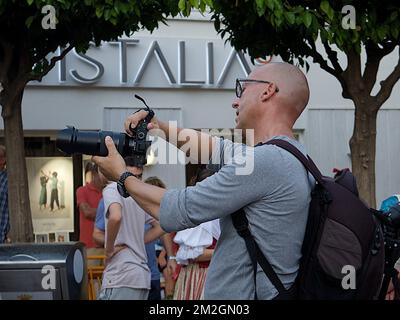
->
[235,78,279,98]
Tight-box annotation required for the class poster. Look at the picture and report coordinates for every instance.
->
[26,157,74,234]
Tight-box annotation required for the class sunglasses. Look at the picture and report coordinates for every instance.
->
[235,78,279,98]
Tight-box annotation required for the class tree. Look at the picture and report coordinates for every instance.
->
[181,0,400,207]
[0,0,179,242]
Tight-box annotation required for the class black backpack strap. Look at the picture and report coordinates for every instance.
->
[266,139,324,185]
[231,209,287,299]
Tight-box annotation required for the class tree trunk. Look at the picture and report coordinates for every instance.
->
[349,101,378,208]
[2,87,34,242]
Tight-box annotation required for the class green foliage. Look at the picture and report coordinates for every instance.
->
[180,0,400,65]
[0,0,180,79]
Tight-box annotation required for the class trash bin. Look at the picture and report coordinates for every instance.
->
[0,242,87,300]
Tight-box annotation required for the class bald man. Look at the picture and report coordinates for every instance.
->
[93,62,314,300]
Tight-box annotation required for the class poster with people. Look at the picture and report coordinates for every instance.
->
[26,157,74,234]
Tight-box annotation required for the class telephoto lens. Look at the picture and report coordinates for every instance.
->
[56,126,128,157]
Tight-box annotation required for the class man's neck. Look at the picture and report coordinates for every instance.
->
[254,123,294,145]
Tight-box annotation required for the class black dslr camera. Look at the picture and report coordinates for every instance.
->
[56,95,154,167]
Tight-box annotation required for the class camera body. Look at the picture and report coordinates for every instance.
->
[56,103,154,167]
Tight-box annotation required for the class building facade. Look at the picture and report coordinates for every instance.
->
[1,12,399,236]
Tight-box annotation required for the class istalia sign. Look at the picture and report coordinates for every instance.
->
[31,37,262,89]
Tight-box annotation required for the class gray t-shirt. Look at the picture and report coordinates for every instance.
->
[102,182,154,290]
[160,136,314,299]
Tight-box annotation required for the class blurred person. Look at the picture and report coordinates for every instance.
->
[380,194,400,300]
[144,176,176,300]
[0,145,9,243]
[93,198,106,248]
[156,240,178,299]
[77,163,104,251]
[173,168,220,300]
[98,160,167,300]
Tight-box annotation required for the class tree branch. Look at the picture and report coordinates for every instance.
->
[26,44,73,82]
[375,47,400,109]
[362,42,396,95]
[304,41,349,97]
[322,40,343,74]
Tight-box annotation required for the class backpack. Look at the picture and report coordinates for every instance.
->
[231,139,385,300]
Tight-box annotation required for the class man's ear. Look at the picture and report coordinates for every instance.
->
[260,82,277,102]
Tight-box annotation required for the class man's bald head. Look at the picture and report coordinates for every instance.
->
[251,62,309,118]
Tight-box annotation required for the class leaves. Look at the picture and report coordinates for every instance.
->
[303,11,312,28]
[255,0,267,17]
[320,0,334,20]
[25,15,34,28]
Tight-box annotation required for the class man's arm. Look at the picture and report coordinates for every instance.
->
[78,203,97,220]
[124,111,216,163]
[193,248,214,262]
[93,137,260,231]
[144,220,165,243]
[161,232,177,275]
[92,227,105,247]
[105,203,122,260]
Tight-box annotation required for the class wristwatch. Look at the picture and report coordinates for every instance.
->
[117,171,135,198]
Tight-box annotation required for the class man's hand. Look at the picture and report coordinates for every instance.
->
[167,258,177,275]
[158,249,167,269]
[105,244,127,266]
[92,136,126,182]
[124,110,159,136]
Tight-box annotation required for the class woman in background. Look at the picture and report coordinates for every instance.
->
[173,167,220,300]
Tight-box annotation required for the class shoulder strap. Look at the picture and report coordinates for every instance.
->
[231,209,287,299]
[266,139,324,185]
[231,138,320,299]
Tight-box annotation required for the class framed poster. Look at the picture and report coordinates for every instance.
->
[26,157,74,234]
[34,233,49,243]
[55,231,70,243]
